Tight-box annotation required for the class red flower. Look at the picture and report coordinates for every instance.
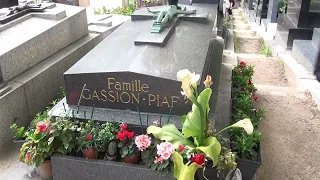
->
[253,96,258,102]
[120,124,128,130]
[237,69,242,74]
[36,122,49,132]
[248,80,252,85]
[25,153,30,161]
[127,131,135,139]
[241,88,246,91]
[179,145,185,152]
[117,132,126,141]
[240,61,245,67]
[86,134,93,140]
[190,154,205,166]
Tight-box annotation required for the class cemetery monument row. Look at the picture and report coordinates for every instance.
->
[51,2,218,125]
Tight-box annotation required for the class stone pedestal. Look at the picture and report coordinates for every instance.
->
[275,0,320,49]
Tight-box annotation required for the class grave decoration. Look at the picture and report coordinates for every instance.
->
[147,0,196,33]
[18,70,254,180]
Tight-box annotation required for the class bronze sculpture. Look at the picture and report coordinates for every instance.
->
[147,0,196,33]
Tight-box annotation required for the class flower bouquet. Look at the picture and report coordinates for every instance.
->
[145,69,255,180]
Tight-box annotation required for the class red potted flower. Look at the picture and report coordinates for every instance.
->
[76,120,100,159]
[117,123,140,164]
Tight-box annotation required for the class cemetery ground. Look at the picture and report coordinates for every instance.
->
[228,9,320,179]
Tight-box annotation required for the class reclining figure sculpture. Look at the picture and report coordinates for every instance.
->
[147,0,196,33]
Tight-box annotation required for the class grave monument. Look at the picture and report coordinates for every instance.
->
[275,0,320,49]
[260,0,278,39]
[0,2,105,151]
[49,2,224,179]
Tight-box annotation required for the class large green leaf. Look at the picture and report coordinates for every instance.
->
[171,152,199,180]
[182,88,212,138]
[196,136,221,166]
[147,124,195,149]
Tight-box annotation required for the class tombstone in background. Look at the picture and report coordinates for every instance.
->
[275,0,320,49]
[292,28,320,72]
[252,0,268,25]
[260,0,278,39]
[0,0,18,8]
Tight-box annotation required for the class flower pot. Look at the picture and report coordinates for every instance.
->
[13,139,27,149]
[236,144,262,180]
[83,148,97,159]
[124,152,141,164]
[105,154,117,161]
[39,160,53,180]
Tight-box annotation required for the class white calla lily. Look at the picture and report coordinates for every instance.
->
[232,118,253,135]
[177,69,200,97]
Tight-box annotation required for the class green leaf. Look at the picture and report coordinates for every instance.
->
[118,142,124,148]
[196,136,221,166]
[171,152,199,180]
[147,124,195,149]
[141,150,151,159]
[180,115,187,124]
[182,89,212,139]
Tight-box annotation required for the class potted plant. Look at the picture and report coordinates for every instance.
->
[10,123,27,148]
[19,117,77,179]
[76,120,100,159]
[116,123,140,164]
[146,69,256,180]
[96,122,120,160]
[231,61,264,179]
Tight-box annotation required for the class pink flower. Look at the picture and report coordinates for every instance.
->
[153,120,159,125]
[135,135,151,151]
[154,156,164,164]
[156,142,175,160]
[36,122,49,132]
[179,145,185,152]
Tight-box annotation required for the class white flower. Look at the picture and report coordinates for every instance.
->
[176,69,200,97]
[232,118,253,135]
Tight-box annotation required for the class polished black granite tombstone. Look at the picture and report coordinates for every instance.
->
[265,0,278,23]
[252,0,269,24]
[64,4,218,116]
[0,0,18,8]
[275,0,320,49]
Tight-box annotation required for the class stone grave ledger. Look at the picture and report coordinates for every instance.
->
[65,72,191,116]
[64,4,218,116]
